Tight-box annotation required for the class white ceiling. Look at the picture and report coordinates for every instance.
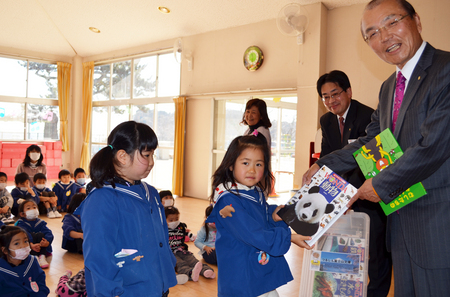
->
[0,0,369,58]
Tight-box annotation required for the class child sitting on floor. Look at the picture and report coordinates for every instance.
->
[53,169,81,212]
[11,172,39,217]
[61,193,85,254]
[15,200,54,269]
[194,205,217,265]
[165,206,215,282]
[32,173,61,219]
[0,225,50,296]
[0,172,14,224]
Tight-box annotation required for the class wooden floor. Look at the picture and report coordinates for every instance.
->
[37,194,394,297]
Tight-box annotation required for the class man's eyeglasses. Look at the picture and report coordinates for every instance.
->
[322,90,345,102]
[364,14,409,43]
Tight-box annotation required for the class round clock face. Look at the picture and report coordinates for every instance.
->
[243,46,264,71]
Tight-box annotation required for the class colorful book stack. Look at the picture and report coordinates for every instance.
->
[352,128,427,215]
[299,212,370,297]
[0,141,62,180]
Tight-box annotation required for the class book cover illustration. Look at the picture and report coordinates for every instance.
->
[352,128,427,215]
[277,165,357,247]
[310,251,360,275]
[316,235,366,265]
[312,271,364,297]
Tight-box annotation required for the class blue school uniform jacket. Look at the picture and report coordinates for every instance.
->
[0,255,50,296]
[53,181,80,212]
[10,187,39,214]
[61,213,82,249]
[206,182,293,297]
[15,218,54,254]
[76,180,177,297]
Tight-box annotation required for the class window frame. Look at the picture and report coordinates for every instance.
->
[0,56,59,142]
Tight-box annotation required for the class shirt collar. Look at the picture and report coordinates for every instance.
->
[396,41,427,82]
[336,101,351,122]
[112,176,141,187]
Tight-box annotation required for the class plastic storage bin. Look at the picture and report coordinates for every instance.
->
[299,211,370,297]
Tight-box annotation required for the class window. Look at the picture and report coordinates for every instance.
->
[212,96,297,193]
[91,52,180,190]
[0,56,59,141]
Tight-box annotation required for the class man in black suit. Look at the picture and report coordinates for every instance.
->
[317,70,391,297]
[305,0,450,296]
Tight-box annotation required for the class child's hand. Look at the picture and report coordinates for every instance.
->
[30,242,41,253]
[272,205,285,222]
[204,246,215,255]
[219,205,235,218]
[27,187,35,196]
[40,238,49,248]
[0,206,8,213]
[291,234,314,250]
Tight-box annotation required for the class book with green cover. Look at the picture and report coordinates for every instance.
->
[353,128,427,215]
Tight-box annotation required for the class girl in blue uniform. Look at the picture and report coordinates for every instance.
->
[207,133,312,297]
[0,225,50,296]
[75,121,177,297]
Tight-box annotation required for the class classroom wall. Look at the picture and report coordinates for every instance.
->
[2,0,449,198]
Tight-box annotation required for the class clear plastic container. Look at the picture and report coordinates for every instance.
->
[299,211,370,297]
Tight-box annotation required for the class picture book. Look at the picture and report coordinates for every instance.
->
[277,165,357,247]
[312,271,364,297]
[352,128,427,215]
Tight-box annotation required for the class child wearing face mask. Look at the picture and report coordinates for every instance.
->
[32,173,61,219]
[165,206,215,282]
[194,205,217,265]
[16,144,47,187]
[15,200,54,269]
[11,173,40,217]
[53,169,81,212]
[74,168,87,194]
[0,172,14,224]
[159,190,175,207]
[0,225,50,296]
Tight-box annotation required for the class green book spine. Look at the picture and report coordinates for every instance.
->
[353,128,427,215]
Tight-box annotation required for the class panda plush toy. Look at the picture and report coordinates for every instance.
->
[281,186,335,236]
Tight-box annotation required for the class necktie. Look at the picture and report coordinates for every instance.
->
[339,116,345,143]
[392,71,406,131]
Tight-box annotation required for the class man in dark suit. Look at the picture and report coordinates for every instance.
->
[317,70,392,297]
[304,0,450,296]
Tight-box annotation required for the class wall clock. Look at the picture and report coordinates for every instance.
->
[243,46,264,71]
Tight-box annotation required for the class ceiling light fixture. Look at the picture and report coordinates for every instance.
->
[89,27,101,33]
[158,6,170,13]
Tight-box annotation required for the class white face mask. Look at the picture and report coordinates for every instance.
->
[20,187,28,192]
[167,221,180,230]
[0,183,6,190]
[9,246,31,260]
[76,178,86,185]
[163,199,174,207]
[25,209,39,220]
[29,152,40,162]
[36,184,46,190]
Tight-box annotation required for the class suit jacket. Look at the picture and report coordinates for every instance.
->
[320,99,374,187]
[317,43,450,269]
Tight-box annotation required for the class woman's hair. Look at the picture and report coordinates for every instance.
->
[209,134,273,203]
[67,193,87,214]
[164,206,180,218]
[23,144,44,167]
[241,99,272,128]
[18,199,37,215]
[0,226,27,258]
[204,204,214,241]
[89,121,158,188]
